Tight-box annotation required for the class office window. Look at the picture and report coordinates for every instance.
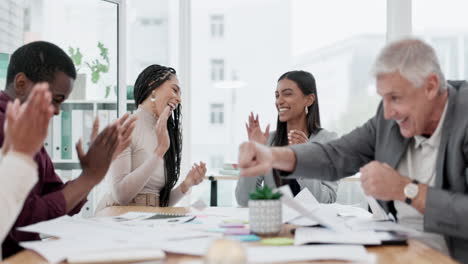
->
[210,15,224,38]
[210,59,224,81]
[210,103,224,124]
[190,0,385,207]
[3,0,120,217]
[413,0,468,80]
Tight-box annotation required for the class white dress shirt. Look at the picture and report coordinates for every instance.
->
[395,103,449,254]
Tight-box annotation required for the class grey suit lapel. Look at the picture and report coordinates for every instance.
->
[386,123,411,168]
[435,86,456,188]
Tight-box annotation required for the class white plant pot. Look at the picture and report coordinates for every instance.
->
[68,73,87,100]
[248,199,282,235]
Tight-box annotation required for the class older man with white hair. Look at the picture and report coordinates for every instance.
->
[237,38,468,263]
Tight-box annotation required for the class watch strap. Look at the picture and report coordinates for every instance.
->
[404,179,420,205]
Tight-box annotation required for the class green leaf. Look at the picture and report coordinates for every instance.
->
[98,42,109,63]
[68,46,83,71]
[91,71,100,83]
[105,85,111,98]
[249,185,283,200]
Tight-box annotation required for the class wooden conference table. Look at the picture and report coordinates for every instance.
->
[2,206,458,264]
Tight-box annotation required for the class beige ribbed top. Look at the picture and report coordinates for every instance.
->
[108,107,184,206]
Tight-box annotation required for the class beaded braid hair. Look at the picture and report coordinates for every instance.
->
[133,64,182,206]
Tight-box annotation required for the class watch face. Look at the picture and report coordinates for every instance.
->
[404,183,419,199]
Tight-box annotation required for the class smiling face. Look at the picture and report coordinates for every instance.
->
[377,71,440,138]
[14,71,73,115]
[150,75,181,117]
[275,78,314,123]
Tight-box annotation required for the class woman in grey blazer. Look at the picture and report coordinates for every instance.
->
[235,70,338,206]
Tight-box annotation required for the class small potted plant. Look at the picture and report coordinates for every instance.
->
[248,186,283,235]
[68,42,112,99]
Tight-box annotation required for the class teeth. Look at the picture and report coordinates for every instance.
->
[396,118,406,124]
[279,108,289,112]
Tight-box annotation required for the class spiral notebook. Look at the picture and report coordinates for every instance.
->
[99,212,195,225]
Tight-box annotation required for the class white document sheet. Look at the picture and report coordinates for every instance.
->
[320,203,372,219]
[161,236,219,256]
[278,186,320,225]
[67,247,165,264]
[18,215,213,244]
[20,238,165,264]
[366,196,390,221]
[294,227,382,245]
[247,245,375,263]
[283,188,321,225]
[294,187,320,208]
[346,218,421,236]
[288,202,372,226]
[190,206,249,220]
[18,216,137,240]
[281,195,349,231]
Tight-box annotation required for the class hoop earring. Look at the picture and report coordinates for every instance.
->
[305,106,309,115]
[150,96,156,102]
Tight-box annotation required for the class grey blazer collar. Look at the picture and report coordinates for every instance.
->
[435,85,456,188]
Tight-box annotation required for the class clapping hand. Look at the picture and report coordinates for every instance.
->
[154,105,172,157]
[181,162,207,193]
[288,130,308,145]
[3,83,54,157]
[246,112,270,145]
[76,122,120,186]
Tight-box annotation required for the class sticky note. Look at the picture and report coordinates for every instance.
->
[228,234,261,242]
[223,219,249,224]
[223,228,251,235]
[219,223,245,228]
[260,237,294,246]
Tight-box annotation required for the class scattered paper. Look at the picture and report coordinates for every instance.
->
[247,245,375,263]
[287,202,372,227]
[20,238,165,264]
[161,236,218,256]
[366,196,390,221]
[294,188,320,208]
[68,247,165,264]
[320,203,372,219]
[281,195,348,231]
[346,218,421,236]
[19,215,213,244]
[281,187,321,224]
[294,227,382,245]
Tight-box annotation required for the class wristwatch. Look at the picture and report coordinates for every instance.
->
[404,179,419,205]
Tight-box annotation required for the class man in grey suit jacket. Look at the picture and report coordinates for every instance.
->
[237,38,468,263]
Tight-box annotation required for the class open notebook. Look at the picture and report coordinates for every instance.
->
[95,212,196,226]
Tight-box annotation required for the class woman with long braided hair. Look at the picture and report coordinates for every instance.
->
[100,64,206,208]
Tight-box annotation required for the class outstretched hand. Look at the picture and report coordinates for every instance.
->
[238,141,273,177]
